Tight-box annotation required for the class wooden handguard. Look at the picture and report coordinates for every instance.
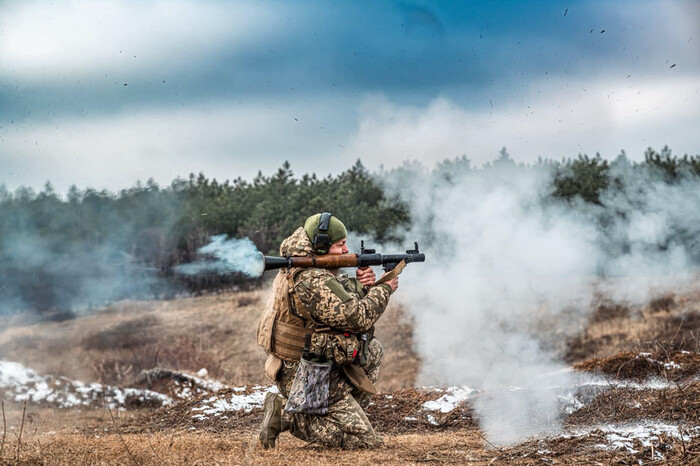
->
[288,255,361,268]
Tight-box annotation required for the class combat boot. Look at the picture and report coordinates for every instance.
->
[259,392,286,449]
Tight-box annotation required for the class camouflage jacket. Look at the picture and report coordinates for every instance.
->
[277,227,392,402]
[279,227,393,333]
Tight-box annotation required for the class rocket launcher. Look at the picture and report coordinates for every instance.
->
[261,241,425,274]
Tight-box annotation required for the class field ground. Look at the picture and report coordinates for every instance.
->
[1,281,700,464]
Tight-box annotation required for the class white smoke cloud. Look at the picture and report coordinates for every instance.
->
[379,156,699,444]
[175,235,263,278]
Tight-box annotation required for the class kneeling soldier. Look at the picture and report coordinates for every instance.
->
[257,212,399,449]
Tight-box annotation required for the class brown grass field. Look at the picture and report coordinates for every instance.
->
[1,281,700,464]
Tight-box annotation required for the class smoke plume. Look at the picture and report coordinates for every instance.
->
[380,154,700,444]
[0,232,171,319]
[174,235,264,278]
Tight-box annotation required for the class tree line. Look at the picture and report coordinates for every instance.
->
[0,146,698,316]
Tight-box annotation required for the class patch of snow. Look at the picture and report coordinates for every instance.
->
[422,386,477,413]
[568,422,700,454]
[426,414,439,426]
[190,385,276,420]
[0,359,172,409]
[196,368,208,378]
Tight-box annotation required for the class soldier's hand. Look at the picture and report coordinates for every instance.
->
[382,275,399,292]
[356,266,376,286]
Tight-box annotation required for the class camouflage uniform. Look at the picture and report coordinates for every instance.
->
[276,227,393,448]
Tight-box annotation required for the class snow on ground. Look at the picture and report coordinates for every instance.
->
[191,385,279,421]
[422,386,478,413]
[176,372,226,395]
[4,358,700,457]
[0,360,172,409]
[567,422,700,457]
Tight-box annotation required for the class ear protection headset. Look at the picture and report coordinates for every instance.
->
[312,212,333,254]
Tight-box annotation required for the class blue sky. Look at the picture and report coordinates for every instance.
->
[1,0,698,192]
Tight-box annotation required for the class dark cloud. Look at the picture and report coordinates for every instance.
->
[5,0,696,124]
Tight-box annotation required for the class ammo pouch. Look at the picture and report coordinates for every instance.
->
[331,333,360,366]
[308,332,360,366]
[284,356,332,415]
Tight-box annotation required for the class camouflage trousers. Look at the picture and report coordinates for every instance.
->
[276,338,384,449]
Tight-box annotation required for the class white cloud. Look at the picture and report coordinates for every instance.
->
[0,0,284,81]
[2,73,698,193]
[348,75,700,168]
[0,98,355,192]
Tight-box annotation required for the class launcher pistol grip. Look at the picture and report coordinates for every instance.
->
[383,261,399,272]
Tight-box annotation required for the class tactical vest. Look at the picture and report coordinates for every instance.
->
[257,268,318,361]
[256,268,378,394]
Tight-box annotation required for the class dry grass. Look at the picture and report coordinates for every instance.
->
[574,350,700,381]
[2,281,700,464]
[3,411,700,465]
[0,402,487,465]
[0,288,417,392]
[567,382,700,426]
[565,291,700,363]
[0,429,492,466]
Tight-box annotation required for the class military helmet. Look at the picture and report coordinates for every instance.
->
[304,212,347,254]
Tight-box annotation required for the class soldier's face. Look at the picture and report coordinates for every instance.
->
[328,238,349,255]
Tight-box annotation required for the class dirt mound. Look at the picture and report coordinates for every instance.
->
[0,360,171,410]
[574,350,700,381]
[567,381,700,426]
[125,387,266,433]
[365,387,477,434]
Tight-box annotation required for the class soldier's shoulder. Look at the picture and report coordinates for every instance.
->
[294,268,334,285]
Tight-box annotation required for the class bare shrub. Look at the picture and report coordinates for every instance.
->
[91,348,159,385]
[154,335,224,379]
[89,333,225,386]
[235,294,260,308]
[649,294,676,313]
[589,302,631,323]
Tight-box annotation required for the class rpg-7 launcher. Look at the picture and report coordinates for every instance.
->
[263,241,425,273]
